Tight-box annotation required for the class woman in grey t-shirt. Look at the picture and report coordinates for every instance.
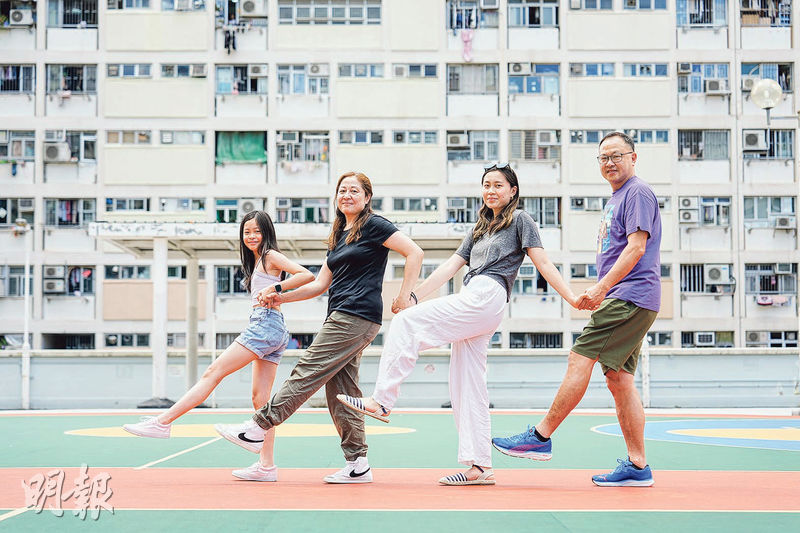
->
[338,164,580,486]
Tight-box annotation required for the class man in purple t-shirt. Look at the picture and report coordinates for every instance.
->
[492,132,661,487]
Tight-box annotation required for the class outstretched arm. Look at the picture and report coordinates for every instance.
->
[579,230,648,310]
[260,261,333,307]
[527,247,581,308]
[412,254,468,301]
[383,231,424,313]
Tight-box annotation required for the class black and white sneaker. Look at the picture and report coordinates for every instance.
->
[323,456,373,484]
[214,419,266,454]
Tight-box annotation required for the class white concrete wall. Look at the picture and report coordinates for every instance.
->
[743,160,795,184]
[745,294,796,318]
[740,27,792,50]
[634,145,673,185]
[567,79,671,117]
[680,226,732,251]
[678,160,731,183]
[337,80,440,118]
[215,94,268,118]
[273,25,381,50]
[105,13,209,51]
[448,28,499,51]
[216,162,267,185]
[508,295,563,319]
[539,228,561,251]
[274,95,329,118]
[45,95,96,117]
[0,161,34,184]
[44,162,97,184]
[742,94,794,117]
[337,146,442,185]
[508,28,558,50]
[42,228,96,252]
[448,161,489,184]
[678,93,731,116]
[0,298,27,320]
[104,146,211,185]
[743,227,797,250]
[215,27,267,51]
[567,13,672,50]
[0,28,35,49]
[104,80,209,118]
[0,94,35,116]
[46,28,97,51]
[508,94,559,117]
[676,27,729,50]
[276,161,329,185]
[514,161,560,185]
[681,294,734,318]
[42,295,95,320]
[447,94,498,117]
[388,0,440,51]
[567,213,600,252]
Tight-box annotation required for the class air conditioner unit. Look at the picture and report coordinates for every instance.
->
[585,197,602,211]
[694,331,715,346]
[537,130,558,146]
[276,198,292,209]
[43,279,66,293]
[240,0,267,17]
[742,129,767,151]
[704,263,732,284]
[571,264,587,277]
[45,130,66,142]
[679,196,699,209]
[280,131,299,143]
[175,0,192,10]
[44,266,66,278]
[44,142,72,162]
[746,331,768,344]
[248,64,268,78]
[309,63,329,76]
[18,198,35,211]
[569,63,583,76]
[771,215,797,229]
[448,198,467,209]
[190,64,208,78]
[679,209,699,224]
[775,262,793,274]
[238,198,260,214]
[0,131,8,144]
[9,9,34,26]
[571,197,585,209]
[509,63,532,75]
[704,79,728,94]
[480,0,499,8]
[678,62,692,74]
[447,133,469,147]
[741,76,759,91]
[393,64,408,78]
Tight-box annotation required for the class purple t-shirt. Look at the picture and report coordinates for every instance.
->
[595,176,662,312]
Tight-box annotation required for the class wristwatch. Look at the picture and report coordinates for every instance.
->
[274,283,282,293]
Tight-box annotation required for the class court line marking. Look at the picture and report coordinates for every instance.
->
[133,437,222,470]
[0,507,28,522]
[72,508,800,514]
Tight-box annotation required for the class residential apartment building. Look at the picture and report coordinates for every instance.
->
[1,0,798,353]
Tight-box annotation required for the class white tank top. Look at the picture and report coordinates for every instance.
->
[251,270,281,307]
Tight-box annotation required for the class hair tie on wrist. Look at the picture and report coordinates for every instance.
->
[410,292,418,304]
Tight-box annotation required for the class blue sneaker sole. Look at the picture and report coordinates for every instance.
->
[492,442,552,461]
[591,478,654,487]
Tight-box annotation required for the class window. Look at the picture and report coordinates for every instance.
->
[512,264,560,295]
[161,0,205,10]
[676,0,726,27]
[277,64,330,95]
[167,333,205,348]
[681,331,734,348]
[0,65,34,93]
[624,0,667,8]
[446,197,481,223]
[216,65,268,95]
[488,332,502,348]
[740,0,791,27]
[678,130,729,160]
[745,263,796,295]
[646,331,673,346]
[339,130,383,144]
[570,130,614,144]
[392,264,437,280]
[569,63,614,77]
[741,63,792,91]
[510,332,562,348]
[107,0,150,9]
[161,64,205,78]
[570,263,598,278]
[338,63,384,78]
[276,198,330,223]
[44,199,96,226]
[447,0,499,28]
[678,63,729,93]
[680,263,733,294]
[278,0,381,25]
[42,266,95,295]
[277,131,330,162]
[742,130,794,160]
[689,196,731,226]
[216,333,238,350]
[0,198,35,225]
[216,266,247,295]
[159,198,205,211]
[521,197,560,227]
[392,64,437,78]
[447,64,499,94]
[623,63,668,77]
[0,131,35,161]
[215,131,267,164]
[0,266,33,297]
[746,330,798,348]
[106,64,151,78]
[105,333,150,347]
[508,63,559,95]
[508,0,558,27]
[46,65,97,93]
[168,265,206,279]
[625,129,669,144]
[47,0,99,27]
[215,199,237,223]
[392,131,438,144]
[743,196,796,225]
[160,131,205,145]
[59,131,96,161]
[106,198,150,212]
[106,131,152,145]
[509,130,560,161]
[581,0,612,8]
[391,198,438,212]
[42,334,95,350]
[447,130,499,161]
[569,197,608,211]
[104,265,150,279]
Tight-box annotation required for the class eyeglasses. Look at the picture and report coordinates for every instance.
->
[483,161,510,171]
[597,152,634,164]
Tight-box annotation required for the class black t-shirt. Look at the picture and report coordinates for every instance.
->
[326,214,398,324]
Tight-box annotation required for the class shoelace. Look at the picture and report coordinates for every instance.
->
[612,458,633,473]
[139,416,158,423]
[508,425,535,442]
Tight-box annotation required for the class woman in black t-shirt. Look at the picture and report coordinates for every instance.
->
[215,171,423,484]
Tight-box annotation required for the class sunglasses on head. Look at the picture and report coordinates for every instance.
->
[483,161,510,171]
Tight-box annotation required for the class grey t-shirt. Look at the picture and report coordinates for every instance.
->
[456,209,543,300]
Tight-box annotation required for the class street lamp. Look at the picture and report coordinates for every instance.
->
[13,218,32,409]
[750,78,783,157]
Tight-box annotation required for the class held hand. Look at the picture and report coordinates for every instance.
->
[578,283,606,311]
[257,286,276,306]
[568,292,584,309]
[260,292,283,308]
[391,294,416,314]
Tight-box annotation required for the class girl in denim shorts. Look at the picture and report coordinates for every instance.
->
[123,211,314,478]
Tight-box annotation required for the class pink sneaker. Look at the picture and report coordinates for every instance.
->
[123,416,171,438]
[232,462,278,482]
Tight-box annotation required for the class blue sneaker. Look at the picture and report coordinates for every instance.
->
[591,458,654,487]
[491,425,552,461]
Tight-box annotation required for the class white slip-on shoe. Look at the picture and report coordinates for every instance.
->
[336,394,391,423]
[322,456,373,484]
[214,419,266,454]
[232,462,278,482]
[123,416,171,439]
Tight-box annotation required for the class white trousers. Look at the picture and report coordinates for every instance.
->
[372,275,506,467]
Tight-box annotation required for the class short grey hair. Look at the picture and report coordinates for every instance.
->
[599,131,635,152]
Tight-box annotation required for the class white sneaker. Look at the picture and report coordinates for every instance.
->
[232,462,278,482]
[123,416,171,439]
[214,419,266,453]
[323,456,373,484]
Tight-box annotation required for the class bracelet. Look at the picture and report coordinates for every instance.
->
[409,291,418,304]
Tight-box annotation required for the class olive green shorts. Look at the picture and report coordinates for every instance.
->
[572,298,658,375]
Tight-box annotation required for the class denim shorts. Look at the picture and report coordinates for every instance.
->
[235,307,290,364]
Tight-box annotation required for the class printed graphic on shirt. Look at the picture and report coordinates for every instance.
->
[597,204,615,254]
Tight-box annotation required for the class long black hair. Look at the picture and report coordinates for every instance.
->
[472,165,520,241]
[327,171,374,251]
[239,210,281,292]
